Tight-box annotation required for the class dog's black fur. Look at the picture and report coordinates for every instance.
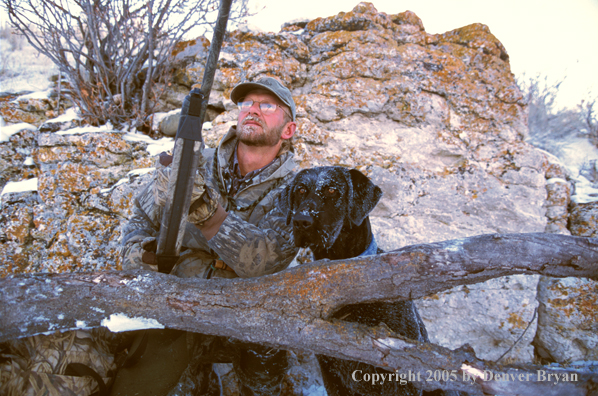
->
[279,166,456,396]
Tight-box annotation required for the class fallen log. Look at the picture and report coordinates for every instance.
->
[1,233,597,395]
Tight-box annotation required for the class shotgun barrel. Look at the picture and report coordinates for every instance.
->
[155,0,233,274]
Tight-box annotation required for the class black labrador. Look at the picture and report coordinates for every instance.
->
[279,166,457,396]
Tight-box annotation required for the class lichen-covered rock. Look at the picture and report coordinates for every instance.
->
[534,277,598,363]
[64,212,122,271]
[0,91,71,126]
[569,201,598,237]
[0,190,41,277]
[0,128,39,189]
[533,200,598,363]
[1,127,156,275]
[418,275,540,363]
[37,132,138,169]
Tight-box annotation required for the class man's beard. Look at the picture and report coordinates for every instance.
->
[237,115,284,147]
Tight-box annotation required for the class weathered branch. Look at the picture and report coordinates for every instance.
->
[1,233,597,395]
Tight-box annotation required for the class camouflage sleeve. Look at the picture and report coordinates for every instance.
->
[120,181,160,271]
[207,205,297,278]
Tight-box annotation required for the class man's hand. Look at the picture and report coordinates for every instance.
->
[196,202,228,241]
[141,237,157,265]
[152,152,220,226]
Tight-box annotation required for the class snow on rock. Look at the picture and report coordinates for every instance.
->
[0,122,37,143]
[571,175,598,204]
[101,313,164,332]
[45,107,82,123]
[56,121,115,135]
[123,131,175,156]
[13,89,54,101]
[100,167,155,195]
[0,178,38,197]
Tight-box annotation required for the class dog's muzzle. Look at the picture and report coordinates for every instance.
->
[292,213,314,229]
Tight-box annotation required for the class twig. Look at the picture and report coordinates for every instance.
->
[495,307,538,363]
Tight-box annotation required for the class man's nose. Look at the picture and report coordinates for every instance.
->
[244,101,261,114]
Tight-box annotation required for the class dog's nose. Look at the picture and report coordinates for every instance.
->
[293,213,314,229]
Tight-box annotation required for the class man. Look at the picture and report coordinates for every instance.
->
[119,76,298,395]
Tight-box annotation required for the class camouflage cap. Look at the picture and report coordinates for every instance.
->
[230,77,296,120]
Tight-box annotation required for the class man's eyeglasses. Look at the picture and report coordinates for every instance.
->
[237,100,291,119]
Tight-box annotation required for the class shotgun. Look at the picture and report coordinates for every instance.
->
[155,0,233,274]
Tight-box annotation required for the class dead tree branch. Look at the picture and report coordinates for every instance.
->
[1,233,597,395]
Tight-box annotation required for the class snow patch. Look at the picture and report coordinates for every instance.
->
[128,167,155,177]
[461,364,485,379]
[123,131,175,156]
[100,167,155,194]
[0,122,37,142]
[23,156,35,166]
[151,108,180,131]
[546,178,568,185]
[101,313,164,332]
[46,107,82,123]
[571,175,598,204]
[1,178,38,196]
[56,121,115,135]
[558,137,598,175]
[445,239,464,253]
[13,89,53,101]
[374,337,410,350]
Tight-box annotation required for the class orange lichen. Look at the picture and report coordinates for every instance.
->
[506,312,529,330]
[547,281,598,325]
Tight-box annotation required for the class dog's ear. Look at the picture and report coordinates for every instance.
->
[277,184,293,225]
[347,169,383,226]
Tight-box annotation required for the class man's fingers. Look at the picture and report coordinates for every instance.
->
[159,152,173,166]
[142,251,157,265]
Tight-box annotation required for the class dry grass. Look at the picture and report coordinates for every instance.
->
[0,26,58,93]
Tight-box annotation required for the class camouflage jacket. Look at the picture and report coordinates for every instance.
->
[121,126,299,279]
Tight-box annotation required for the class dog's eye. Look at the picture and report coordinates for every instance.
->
[299,187,307,194]
[327,188,336,195]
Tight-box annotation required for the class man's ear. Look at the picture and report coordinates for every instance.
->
[348,169,383,226]
[280,121,296,140]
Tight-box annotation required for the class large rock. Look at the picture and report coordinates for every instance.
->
[0,127,39,188]
[0,90,72,126]
[532,200,598,363]
[1,129,153,275]
[418,275,540,363]
[534,276,598,363]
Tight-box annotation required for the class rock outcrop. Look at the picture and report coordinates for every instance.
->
[1,2,596,392]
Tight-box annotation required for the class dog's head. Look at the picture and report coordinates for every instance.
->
[279,166,382,250]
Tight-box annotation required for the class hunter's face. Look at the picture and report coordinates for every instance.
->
[236,92,291,147]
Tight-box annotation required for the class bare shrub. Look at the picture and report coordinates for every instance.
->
[1,0,250,127]
[0,26,56,86]
[0,24,25,51]
[518,74,598,156]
